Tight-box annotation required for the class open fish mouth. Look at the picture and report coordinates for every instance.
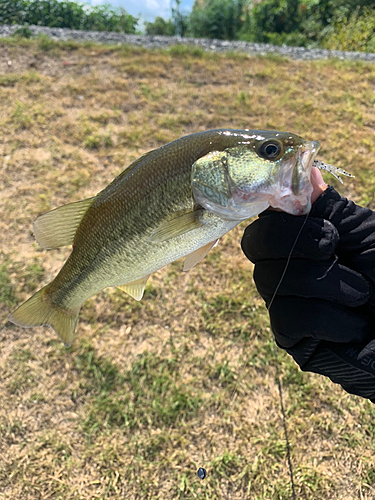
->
[301,145,317,170]
[296,140,321,185]
[268,140,320,216]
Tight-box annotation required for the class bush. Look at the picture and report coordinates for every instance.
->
[265,30,311,47]
[239,0,375,48]
[12,25,33,38]
[188,0,245,40]
[302,0,375,29]
[82,4,137,33]
[323,7,375,53]
[239,0,302,43]
[145,16,176,36]
[0,0,138,33]
[0,0,27,24]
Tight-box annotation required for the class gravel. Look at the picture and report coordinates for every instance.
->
[1,24,374,63]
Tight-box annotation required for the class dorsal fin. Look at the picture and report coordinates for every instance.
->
[117,275,150,301]
[33,197,94,249]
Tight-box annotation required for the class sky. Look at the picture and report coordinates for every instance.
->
[87,0,194,22]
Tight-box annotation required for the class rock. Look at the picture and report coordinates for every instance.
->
[1,24,374,63]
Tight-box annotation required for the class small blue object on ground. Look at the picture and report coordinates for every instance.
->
[197,467,207,479]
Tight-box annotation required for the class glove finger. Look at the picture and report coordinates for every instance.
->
[254,258,370,307]
[241,211,339,263]
[268,295,372,347]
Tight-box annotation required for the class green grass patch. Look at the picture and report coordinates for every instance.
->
[22,262,45,293]
[10,101,34,130]
[167,44,206,58]
[75,346,202,434]
[0,262,16,306]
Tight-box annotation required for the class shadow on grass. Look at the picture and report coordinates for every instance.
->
[74,344,202,435]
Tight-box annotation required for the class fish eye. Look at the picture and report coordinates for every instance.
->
[258,140,283,161]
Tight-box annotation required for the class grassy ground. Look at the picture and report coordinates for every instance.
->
[0,36,375,499]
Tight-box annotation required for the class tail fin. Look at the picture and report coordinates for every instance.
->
[8,286,80,348]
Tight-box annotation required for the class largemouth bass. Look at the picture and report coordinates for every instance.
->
[9,129,346,347]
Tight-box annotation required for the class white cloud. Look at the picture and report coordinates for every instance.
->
[145,0,161,11]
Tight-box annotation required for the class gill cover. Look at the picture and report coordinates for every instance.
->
[191,150,270,221]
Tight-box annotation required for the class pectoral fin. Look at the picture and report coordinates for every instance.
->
[149,210,204,243]
[117,275,150,301]
[183,239,219,271]
[33,197,94,249]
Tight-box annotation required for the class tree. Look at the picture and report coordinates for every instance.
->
[188,0,245,40]
[145,16,176,36]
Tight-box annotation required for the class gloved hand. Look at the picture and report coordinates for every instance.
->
[241,173,375,402]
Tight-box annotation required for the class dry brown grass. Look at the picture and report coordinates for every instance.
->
[1,38,375,499]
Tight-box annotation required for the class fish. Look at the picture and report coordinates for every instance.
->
[8,128,351,347]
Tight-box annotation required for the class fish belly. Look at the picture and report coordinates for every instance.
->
[48,213,239,310]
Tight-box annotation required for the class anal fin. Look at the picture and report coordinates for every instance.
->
[183,239,219,271]
[117,275,150,301]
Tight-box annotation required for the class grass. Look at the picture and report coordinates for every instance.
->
[0,36,375,499]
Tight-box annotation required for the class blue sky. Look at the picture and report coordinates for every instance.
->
[87,0,194,22]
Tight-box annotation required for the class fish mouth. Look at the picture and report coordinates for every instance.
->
[268,140,320,215]
[301,140,320,174]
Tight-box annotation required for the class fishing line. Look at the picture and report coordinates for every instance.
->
[273,344,296,500]
[267,210,310,313]
[267,209,311,500]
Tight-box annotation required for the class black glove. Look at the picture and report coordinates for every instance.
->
[241,186,375,402]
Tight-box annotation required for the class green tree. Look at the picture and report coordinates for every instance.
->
[0,0,137,33]
[188,0,245,40]
[83,4,137,33]
[323,7,375,52]
[0,0,28,24]
[172,0,188,36]
[145,16,176,36]
[242,0,302,42]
